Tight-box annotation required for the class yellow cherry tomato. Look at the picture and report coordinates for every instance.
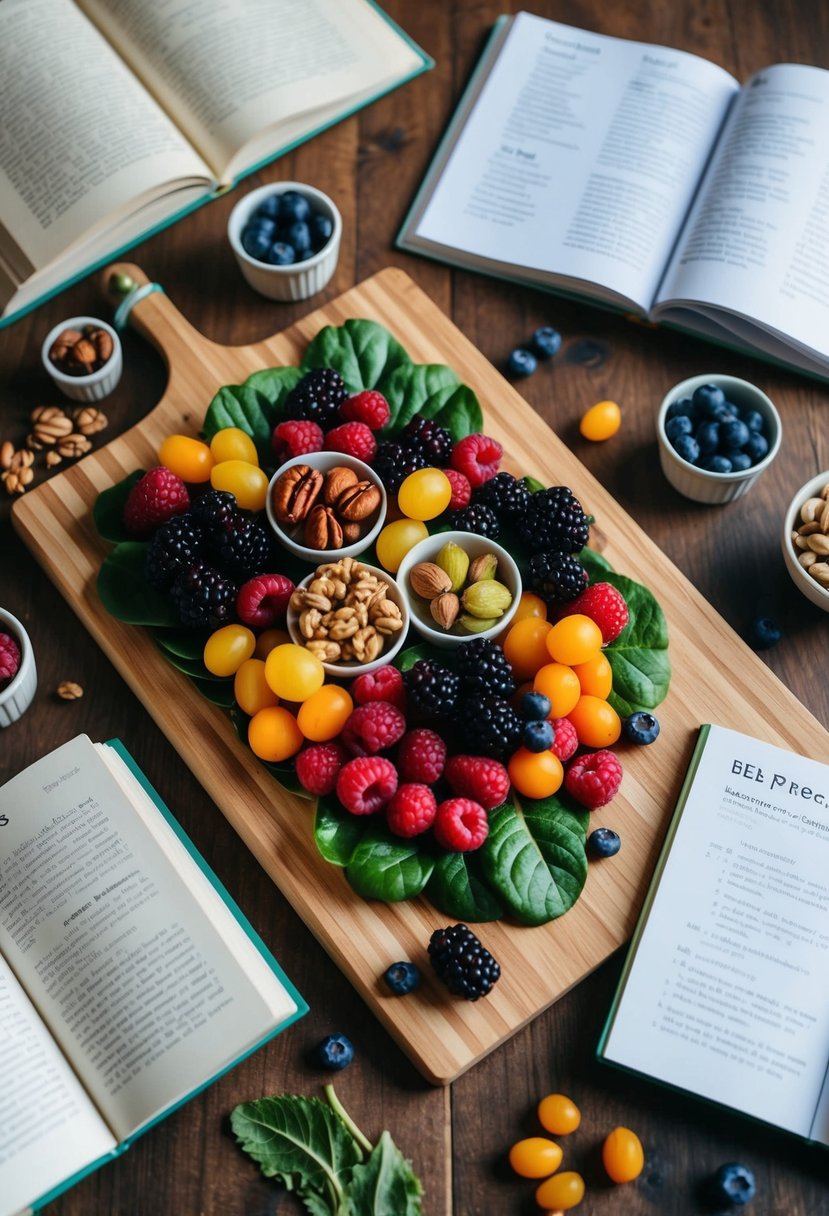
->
[602,1126,644,1183]
[508,748,563,799]
[397,467,452,520]
[297,684,354,742]
[580,399,622,441]
[264,643,325,702]
[234,658,279,716]
[209,426,259,465]
[535,1170,585,1211]
[513,591,548,623]
[503,617,553,681]
[376,518,429,572]
[567,695,622,748]
[508,1136,563,1179]
[546,614,603,666]
[247,706,303,763]
[537,1093,581,1136]
[533,662,581,718]
[572,652,613,699]
[159,434,214,482]
[254,628,291,660]
[210,459,269,511]
[203,624,256,676]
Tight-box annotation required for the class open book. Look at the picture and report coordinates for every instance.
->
[398,12,829,379]
[0,735,306,1216]
[599,724,829,1147]
[0,0,430,327]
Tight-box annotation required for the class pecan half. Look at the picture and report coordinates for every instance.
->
[336,479,382,522]
[322,465,359,506]
[271,464,323,525]
[304,503,344,550]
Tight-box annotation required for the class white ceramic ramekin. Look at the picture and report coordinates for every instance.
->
[41,315,122,403]
[0,608,37,727]
[781,469,829,613]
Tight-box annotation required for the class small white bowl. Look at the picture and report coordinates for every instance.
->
[286,564,409,678]
[266,452,386,563]
[41,316,122,403]
[781,469,829,613]
[396,529,522,649]
[657,374,781,504]
[227,181,342,302]
[0,609,37,727]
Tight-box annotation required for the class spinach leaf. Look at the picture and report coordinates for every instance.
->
[92,469,144,543]
[188,675,235,707]
[343,1131,423,1216]
[346,828,435,902]
[202,367,302,463]
[152,627,210,661]
[315,797,364,866]
[426,851,504,923]
[378,364,483,439]
[244,365,304,407]
[97,543,178,626]
[302,319,411,394]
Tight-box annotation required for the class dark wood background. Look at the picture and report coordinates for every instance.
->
[2,2,828,1212]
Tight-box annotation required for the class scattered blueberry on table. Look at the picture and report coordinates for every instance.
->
[665,384,771,473]
[316,1032,354,1070]
[507,324,562,377]
[507,347,538,378]
[623,711,660,745]
[587,827,621,858]
[708,1162,757,1207]
[746,616,782,650]
[241,189,333,266]
[383,961,422,995]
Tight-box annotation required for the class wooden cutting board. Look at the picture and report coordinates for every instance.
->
[13,265,829,1085]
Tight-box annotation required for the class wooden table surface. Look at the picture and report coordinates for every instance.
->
[2,2,828,1213]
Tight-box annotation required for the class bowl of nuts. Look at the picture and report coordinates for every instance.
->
[266,452,386,562]
[781,470,829,612]
[286,557,409,676]
[396,530,522,649]
[41,316,122,403]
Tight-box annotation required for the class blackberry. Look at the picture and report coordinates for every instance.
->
[518,486,589,553]
[190,489,242,532]
[282,368,347,428]
[473,471,531,522]
[401,414,454,465]
[170,561,238,629]
[450,502,499,539]
[428,923,501,1001]
[455,638,515,699]
[207,515,275,579]
[527,551,588,606]
[404,659,460,718]
[458,694,522,759]
[144,516,204,590]
[373,440,427,492]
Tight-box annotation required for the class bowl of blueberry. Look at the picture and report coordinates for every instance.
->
[228,181,342,302]
[657,374,781,504]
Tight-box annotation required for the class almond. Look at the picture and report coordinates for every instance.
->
[408,561,453,600]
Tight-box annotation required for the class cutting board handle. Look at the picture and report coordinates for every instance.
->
[99,261,221,371]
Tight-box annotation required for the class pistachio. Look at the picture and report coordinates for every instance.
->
[408,561,453,600]
[467,552,499,583]
[458,612,500,633]
[430,592,460,631]
[435,541,470,592]
[461,579,513,619]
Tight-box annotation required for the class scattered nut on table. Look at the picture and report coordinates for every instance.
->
[56,681,84,700]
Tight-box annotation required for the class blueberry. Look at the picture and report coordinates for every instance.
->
[520,691,552,721]
[278,189,311,224]
[665,395,697,422]
[507,347,538,377]
[316,1033,354,1070]
[266,241,296,266]
[523,719,554,752]
[241,224,275,261]
[529,326,562,359]
[692,383,726,412]
[695,421,720,455]
[310,213,334,250]
[587,827,621,858]
[740,407,764,433]
[720,418,750,449]
[701,454,732,473]
[724,450,752,472]
[671,434,700,464]
[708,1162,756,1207]
[383,961,421,995]
[746,616,781,650]
[284,220,312,254]
[623,711,660,745]
[665,415,693,442]
[744,432,769,463]
[255,194,282,221]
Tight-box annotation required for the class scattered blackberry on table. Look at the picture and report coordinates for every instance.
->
[207,515,275,579]
[623,711,660,745]
[144,516,204,590]
[527,551,589,606]
[372,440,427,492]
[428,923,501,1001]
[587,827,621,859]
[404,659,460,719]
[169,561,238,629]
[450,502,500,539]
[316,1032,354,1071]
[455,638,515,699]
[383,961,422,995]
[282,368,347,428]
[473,471,531,522]
[518,486,589,553]
[401,413,454,465]
[458,694,522,759]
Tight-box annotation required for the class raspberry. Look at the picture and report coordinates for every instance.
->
[450,433,503,488]
[236,573,295,628]
[272,419,324,463]
[324,421,377,464]
[550,717,579,763]
[433,798,489,851]
[444,755,510,810]
[557,582,629,644]
[350,665,406,710]
[339,390,390,430]
[396,728,446,783]
[385,783,437,837]
[564,749,623,809]
[0,631,21,686]
[336,755,398,815]
[123,466,190,538]
[443,467,472,511]
[341,701,406,756]
[295,743,348,796]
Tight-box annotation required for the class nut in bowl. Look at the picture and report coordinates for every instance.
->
[41,315,122,403]
[286,558,409,677]
[397,530,522,649]
[267,452,386,561]
[781,470,829,613]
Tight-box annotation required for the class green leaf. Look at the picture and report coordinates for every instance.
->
[380,364,482,441]
[244,365,304,408]
[93,470,144,543]
[315,797,365,866]
[342,1131,422,1216]
[302,319,411,394]
[188,675,235,706]
[580,547,613,577]
[480,793,588,926]
[153,646,216,680]
[203,384,275,462]
[523,475,546,494]
[96,543,179,626]
[346,828,435,902]
[426,851,504,923]
[152,627,211,660]
[231,1094,363,1214]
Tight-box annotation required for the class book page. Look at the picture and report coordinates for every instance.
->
[656,63,829,363]
[403,13,737,311]
[602,725,829,1140]
[0,0,212,276]
[0,957,115,1216]
[77,0,426,182]
[0,737,297,1144]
